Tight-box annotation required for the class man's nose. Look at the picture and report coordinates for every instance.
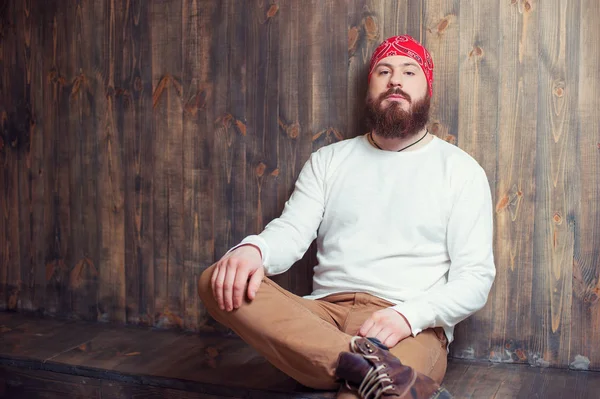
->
[388,74,402,88]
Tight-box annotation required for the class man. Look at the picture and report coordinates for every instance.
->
[198,35,495,399]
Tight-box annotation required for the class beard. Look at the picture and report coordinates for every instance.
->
[364,88,430,140]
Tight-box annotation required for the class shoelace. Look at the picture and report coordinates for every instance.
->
[355,364,394,398]
[349,337,394,399]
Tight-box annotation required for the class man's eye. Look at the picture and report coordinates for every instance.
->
[405,71,415,76]
[379,70,390,75]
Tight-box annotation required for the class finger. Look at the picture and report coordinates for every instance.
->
[382,333,402,349]
[364,324,384,340]
[375,329,393,347]
[246,267,264,301]
[222,262,238,311]
[358,318,375,337]
[232,265,250,309]
[210,264,218,298]
[213,264,227,310]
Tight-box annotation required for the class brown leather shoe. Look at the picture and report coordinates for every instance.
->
[335,336,452,399]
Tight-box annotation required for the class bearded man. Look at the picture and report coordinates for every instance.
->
[198,35,495,399]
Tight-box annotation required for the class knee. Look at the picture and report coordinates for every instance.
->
[197,264,217,308]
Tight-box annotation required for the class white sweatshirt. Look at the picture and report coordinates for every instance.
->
[235,134,495,344]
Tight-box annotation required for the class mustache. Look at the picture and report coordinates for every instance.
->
[380,88,412,103]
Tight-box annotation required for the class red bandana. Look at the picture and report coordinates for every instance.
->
[368,35,434,97]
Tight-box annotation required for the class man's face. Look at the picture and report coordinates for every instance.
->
[367,55,429,111]
[364,55,430,140]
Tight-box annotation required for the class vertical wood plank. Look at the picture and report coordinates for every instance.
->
[121,0,156,327]
[0,0,21,311]
[245,1,280,288]
[181,0,215,329]
[381,0,421,40]
[117,0,151,327]
[65,0,100,321]
[62,0,80,319]
[188,0,216,329]
[210,0,229,275]
[452,0,500,359]
[150,0,185,329]
[276,1,313,295]
[490,0,538,365]
[346,1,378,139]
[533,0,579,367]
[226,0,246,258]
[27,0,53,315]
[325,0,349,142]
[0,0,7,311]
[96,0,126,323]
[8,0,28,313]
[572,0,600,371]
[46,1,74,317]
[15,0,35,313]
[245,0,279,238]
[120,0,140,326]
[212,0,246,267]
[423,0,459,144]
[34,0,59,316]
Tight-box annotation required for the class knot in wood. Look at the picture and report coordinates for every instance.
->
[553,212,563,225]
[469,46,484,58]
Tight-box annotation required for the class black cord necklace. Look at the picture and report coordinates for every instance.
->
[369,130,429,152]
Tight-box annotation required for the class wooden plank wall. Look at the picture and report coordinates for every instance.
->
[0,0,599,370]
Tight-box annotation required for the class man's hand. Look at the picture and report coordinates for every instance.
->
[210,245,265,312]
[358,308,412,348]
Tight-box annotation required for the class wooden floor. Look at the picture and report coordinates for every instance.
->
[1,312,599,398]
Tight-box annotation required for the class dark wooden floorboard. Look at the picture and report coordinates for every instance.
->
[2,312,600,398]
[0,312,330,398]
[446,359,600,399]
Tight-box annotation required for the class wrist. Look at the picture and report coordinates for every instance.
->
[237,243,263,259]
[392,309,413,333]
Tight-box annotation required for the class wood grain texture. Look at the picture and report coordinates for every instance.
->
[121,0,153,327]
[65,0,101,321]
[489,0,538,365]
[149,0,185,329]
[0,0,21,312]
[346,0,374,139]
[15,0,33,314]
[33,0,58,316]
[188,0,216,329]
[0,0,599,371]
[96,0,127,324]
[443,359,600,399]
[244,1,280,286]
[276,1,306,294]
[127,0,156,328]
[423,0,459,144]
[0,365,102,399]
[572,0,600,371]
[452,0,500,360]
[533,0,579,368]
[3,313,600,399]
[180,0,214,330]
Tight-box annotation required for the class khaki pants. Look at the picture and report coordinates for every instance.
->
[198,265,448,392]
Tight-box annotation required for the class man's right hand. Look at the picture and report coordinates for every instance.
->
[210,245,265,312]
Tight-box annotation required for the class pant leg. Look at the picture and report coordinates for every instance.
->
[339,293,448,384]
[197,265,352,390]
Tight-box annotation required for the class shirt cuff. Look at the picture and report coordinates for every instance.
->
[391,302,436,336]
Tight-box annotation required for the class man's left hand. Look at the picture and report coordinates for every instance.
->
[358,308,412,348]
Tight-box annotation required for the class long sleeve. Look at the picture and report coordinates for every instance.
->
[391,165,496,335]
[235,151,327,275]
